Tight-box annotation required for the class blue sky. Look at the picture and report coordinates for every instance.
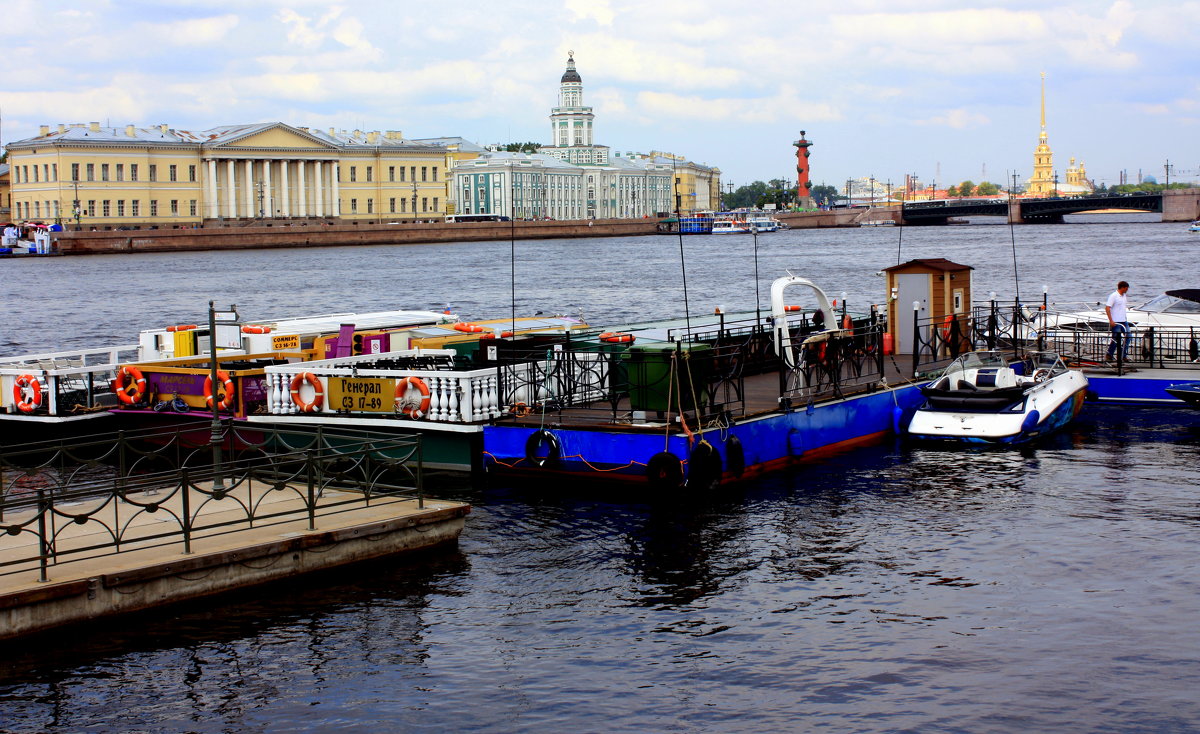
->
[2,0,1197,189]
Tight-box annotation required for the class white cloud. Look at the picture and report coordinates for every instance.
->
[565,0,615,26]
[914,109,991,129]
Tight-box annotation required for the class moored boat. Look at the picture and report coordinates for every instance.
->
[906,351,1088,444]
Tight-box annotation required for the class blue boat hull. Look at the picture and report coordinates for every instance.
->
[907,387,1087,445]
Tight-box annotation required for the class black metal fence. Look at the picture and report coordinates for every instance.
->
[0,423,423,582]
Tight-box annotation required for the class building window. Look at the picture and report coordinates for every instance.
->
[117,200,125,217]
[366,166,373,182]
[72,163,80,181]
[433,197,439,211]
[170,200,178,215]
[86,164,94,181]
[131,164,138,181]
[87,200,96,217]
[102,200,111,217]
[399,167,406,182]
[422,197,428,212]
[389,166,395,182]
[350,167,357,183]
[101,164,109,181]
[421,167,427,182]
[401,199,407,213]
[33,166,40,183]
[150,200,157,216]
[410,166,416,182]
[116,164,124,182]
[132,200,140,217]
[389,198,396,213]
[149,165,157,182]
[367,199,374,214]
[34,202,40,218]
[169,165,177,182]
[190,200,197,216]
[189,165,196,182]
[350,198,358,213]
[432,168,438,182]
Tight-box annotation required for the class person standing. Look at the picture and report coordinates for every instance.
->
[1105,280,1131,362]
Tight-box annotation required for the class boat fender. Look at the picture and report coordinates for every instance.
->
[525,429,561,468]
[13,374,42,414]
[1021,410,1041,434]
[725,435,745,478]
[114,365,147,405]
[394,376,432,419]
[646,451,684,490]
[204,370,236,411]
[687,440,723,491]
[892,405,907,436]
[289,372,325,413]
[1190,337,1199,362]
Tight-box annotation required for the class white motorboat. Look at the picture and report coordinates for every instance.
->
[907,351,1088,444]
[1043,289,1200,332]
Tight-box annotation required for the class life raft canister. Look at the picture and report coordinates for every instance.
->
[394,376,432,419]
[289,372,325,413]
[13,374,42,414]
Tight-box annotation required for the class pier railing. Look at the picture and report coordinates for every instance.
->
[779,317,888,404]
[0,424,423,582]
[0,345,140,417]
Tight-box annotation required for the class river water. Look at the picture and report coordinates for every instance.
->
[2,214,1199,732]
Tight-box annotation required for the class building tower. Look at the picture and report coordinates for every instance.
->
[793,131,814,209]
[544,51,604,165]
[1027,72,1055,196]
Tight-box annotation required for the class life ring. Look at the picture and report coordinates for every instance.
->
[289,372,324,413]
[114,365,147,405]
[166,324,197,332]
[13,374,42,414]
[599,332,635,343]
[453,322,485,333]
[783,305,801,312]
[941,315,955,342]
[842,313,853,330]
[394,376,431,419]
[204,369,236,410]
[241,325,271,334]
[525,429,561,467]
[510,401,531,417]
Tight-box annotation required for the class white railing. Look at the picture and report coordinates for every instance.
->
[0,345,140,416]
[263,349,517,424]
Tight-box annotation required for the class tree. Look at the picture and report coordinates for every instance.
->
[976,181,1001,196]
[500,142,541,153]
[947,185,960,197]
[956,180,976,197]
[809,184,838,207]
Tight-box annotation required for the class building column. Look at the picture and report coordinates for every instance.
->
[263,160,273,218]
[314,162,324,217]
[226,159,237,218]
[331,161,340,217]
[244,160,255,217]
[280,160,291,218]
[297,161,307,217]
[206,159,218,218]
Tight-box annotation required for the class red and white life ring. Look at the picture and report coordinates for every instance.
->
[13,374,42,414]
[241,325,272,334]
[599,332,635,343]
[204,369,236,410]
[114,365,147,405]
[394,376,431,419]
[166,324,197,332]
[289,372,324,413]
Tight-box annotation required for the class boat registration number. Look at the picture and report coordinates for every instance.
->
[328,377,395,412]
[272,334,301,350]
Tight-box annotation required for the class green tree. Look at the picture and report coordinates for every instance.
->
[976,181,1001,196]
[947,185,960,197]
[809,184,838,207]
[500,142,541,153]
[956,180,976,197]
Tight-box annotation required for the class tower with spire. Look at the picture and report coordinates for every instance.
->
[540,51,609,165]
[1025,72,1093,197]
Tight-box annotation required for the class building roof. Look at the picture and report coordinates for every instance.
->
[411,137,488,153]
[560,53,581,84]
[884,258,974,273]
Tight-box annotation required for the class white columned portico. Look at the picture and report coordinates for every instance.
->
[297,161,308,217]
[314,162,324,217]
[280,161,291,218]
[263,160,273,218]
[206,159,218,218]
[331,161,340,217]
[226,159,237,218]
[244,160,255,217]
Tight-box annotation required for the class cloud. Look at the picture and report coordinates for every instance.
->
[913,109,991,129]
[565,0,615,26]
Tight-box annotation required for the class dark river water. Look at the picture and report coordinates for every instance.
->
[2,214,1199,732]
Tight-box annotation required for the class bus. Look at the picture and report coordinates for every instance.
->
[445,214,511,223]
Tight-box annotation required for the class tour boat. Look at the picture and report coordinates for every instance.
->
[906,351,1088,444]
[1188,221,1200,232]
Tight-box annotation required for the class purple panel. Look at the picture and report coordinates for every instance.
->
[243,376,268,401]
[335,324,355,357]
[365,333,389,354]
[147,373,209,396]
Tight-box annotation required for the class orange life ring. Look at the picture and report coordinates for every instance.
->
[784,305,801,312]
[510,401,531,417]
[114,365,147,405]
[241,325,272,334]
[599,332,635,343]
[394,376,431,419]
[289,372,324,413]
[13,374,42,414]
[204,369,236,410]
[842,313,853,330]
[166,324,197,332]
[941,315,955,342]
[453,322,485,333]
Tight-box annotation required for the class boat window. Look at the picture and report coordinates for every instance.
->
[1137,294,1175,312]
[1164,299,1200,313]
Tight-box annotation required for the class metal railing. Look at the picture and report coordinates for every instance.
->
[780,317,888,404]
[0,423,423,582]
[0,345,140,416]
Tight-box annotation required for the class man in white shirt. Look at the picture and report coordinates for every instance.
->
[1105,280,1131,362]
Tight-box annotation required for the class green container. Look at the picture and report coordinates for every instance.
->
[626,342,711,413]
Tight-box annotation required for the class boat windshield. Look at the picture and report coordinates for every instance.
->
[944,351,1007,375]
[1137,294,1200,314]
[1026,351,1068,375]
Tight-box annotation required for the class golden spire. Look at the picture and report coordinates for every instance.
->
[1040,71,1046,132]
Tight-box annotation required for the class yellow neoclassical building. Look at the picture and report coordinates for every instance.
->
[4,122,485,228]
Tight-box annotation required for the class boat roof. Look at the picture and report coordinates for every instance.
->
[1165,289,1200,304]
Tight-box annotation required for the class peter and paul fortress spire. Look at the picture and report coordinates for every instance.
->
[1028,71,1055,196]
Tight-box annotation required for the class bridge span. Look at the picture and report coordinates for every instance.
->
[900,188,1200,225]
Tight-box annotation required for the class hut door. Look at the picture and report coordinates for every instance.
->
[896,273,929,354]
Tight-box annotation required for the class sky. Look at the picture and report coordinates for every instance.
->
[2,0,1197,190]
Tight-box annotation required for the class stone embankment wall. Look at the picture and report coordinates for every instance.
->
[1163,188,1200,222]
[50,209,865,255]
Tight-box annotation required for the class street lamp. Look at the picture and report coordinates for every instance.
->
[411,179,418,222]
[72,179,82,229]
[255,180,265,219]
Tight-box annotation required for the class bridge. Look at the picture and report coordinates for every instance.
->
[900,191,1184,225]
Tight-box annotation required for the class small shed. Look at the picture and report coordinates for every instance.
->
[883,258,973,354]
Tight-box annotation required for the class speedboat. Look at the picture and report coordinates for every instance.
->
[907,351,1089,444]
[1188,221,1200,232]
[1165,382,1200,407]
[1043,289,1200,331]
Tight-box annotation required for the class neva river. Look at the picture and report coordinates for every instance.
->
[2,214,1199,732]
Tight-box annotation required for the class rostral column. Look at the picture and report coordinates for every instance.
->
[793,131,815,209]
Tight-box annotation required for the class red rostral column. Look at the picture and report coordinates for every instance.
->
[793,130,815,209]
